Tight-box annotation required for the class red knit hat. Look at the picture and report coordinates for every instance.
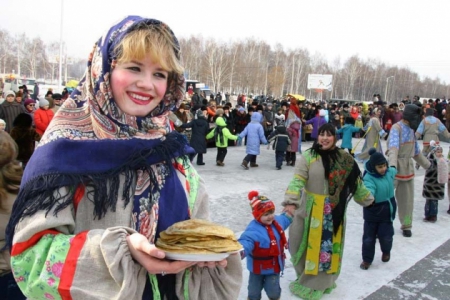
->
[248,190,275,220]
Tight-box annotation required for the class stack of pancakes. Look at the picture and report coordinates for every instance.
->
[156,219,242,254]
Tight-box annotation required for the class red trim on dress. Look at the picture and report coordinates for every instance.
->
[59,231,88,300]
[11,229,60,256]
[395,174,415,180]
[73,184,85,213]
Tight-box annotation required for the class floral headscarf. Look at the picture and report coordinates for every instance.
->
[7,16,190,250]
[40,16,185,145]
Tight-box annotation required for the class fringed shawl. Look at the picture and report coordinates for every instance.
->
[310,147,361,234]
[6,16,191,300]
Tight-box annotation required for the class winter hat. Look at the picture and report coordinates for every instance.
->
[319,109,327,117]
[200,105,207,111]
[238,107,245,112]
[0,119,5,126]
[24,99,35,107]
[39,98,50,107]
[368,148,387,170]
[5,90,15,98]
[403,104,422,131]
[215,108,224,116]
[196,109,205,119]
[248,190,275,220]
[429,140,443,154]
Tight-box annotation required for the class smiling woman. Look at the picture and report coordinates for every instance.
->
[6,16,242,300]
[282,123,374,299]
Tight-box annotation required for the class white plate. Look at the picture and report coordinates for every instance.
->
[164,250,242,262]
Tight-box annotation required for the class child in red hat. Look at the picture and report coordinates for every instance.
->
[238,191,293,300]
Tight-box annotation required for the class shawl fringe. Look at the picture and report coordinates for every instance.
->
[6,132,189,249]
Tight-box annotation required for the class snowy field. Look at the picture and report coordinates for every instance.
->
[195,137,450,299]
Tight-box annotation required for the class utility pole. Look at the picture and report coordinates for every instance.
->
[58,0,64,92]
[384,76,394,103]
[17,43,20,76]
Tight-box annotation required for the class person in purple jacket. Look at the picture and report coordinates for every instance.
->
[305,108,327,142]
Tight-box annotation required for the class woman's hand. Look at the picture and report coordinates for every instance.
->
[283,204,297,216]
[195,259,228,268]
[127,233,196,275]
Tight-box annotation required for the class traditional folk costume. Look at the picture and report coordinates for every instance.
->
[422,142,448,222]
[415,108,450,156]
[355,110,386,162]
[387,105,430,237]
[6,16,242,300]
[283,146,373,299]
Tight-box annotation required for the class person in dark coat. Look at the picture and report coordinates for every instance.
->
[268,125,291,170]
[180,108,210,165]
[9,113,41,169]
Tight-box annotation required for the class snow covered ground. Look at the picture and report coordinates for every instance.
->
[195,137,450,299]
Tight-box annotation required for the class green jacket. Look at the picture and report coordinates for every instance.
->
[206,117,238,147]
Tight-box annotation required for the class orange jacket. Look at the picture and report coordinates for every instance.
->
[34,108,54,136]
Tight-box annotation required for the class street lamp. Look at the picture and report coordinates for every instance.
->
[384,76,394,104]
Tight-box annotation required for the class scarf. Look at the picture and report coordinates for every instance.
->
[6,16,191,300]
[311,147,361,234]
[214,125,225,144]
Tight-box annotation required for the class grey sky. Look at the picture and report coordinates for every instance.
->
[2,0,450,84]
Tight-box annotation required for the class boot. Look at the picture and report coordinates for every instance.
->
[216,161,224,166]
[241,160,249,170]
[402,229,412,237]
[360,261,371,270]
[447,206,450,214]
[382,253,390,262]
[423,216,437,223]
[250,162,258,167]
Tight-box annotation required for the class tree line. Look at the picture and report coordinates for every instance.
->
[1,28,449,102]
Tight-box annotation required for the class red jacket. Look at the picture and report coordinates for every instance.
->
[34,108,54,136]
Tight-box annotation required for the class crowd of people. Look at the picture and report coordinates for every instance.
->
[1,14,450,300]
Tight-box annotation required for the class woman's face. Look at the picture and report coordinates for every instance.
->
[111,54,169,117]
[318,130,335,150]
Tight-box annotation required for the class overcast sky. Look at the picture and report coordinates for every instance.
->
[2,0,450,84]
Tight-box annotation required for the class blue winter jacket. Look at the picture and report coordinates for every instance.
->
[239,112,268,155]
[238,214,292,275]
[337,124,361,149]
[363,165,397,222]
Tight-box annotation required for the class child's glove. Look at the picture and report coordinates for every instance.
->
[266,143,271,150]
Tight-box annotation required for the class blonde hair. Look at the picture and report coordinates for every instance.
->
[0,132,22,209]
[114,25,183,74]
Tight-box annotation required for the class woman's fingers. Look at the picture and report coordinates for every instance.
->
[127,233,196,274]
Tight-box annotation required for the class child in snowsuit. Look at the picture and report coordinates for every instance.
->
[238,191,293,300]
[337,117,361,157]
[355,115,364,138]
[422,140,448,222]
[206,116,238,166]
[268,125,291,170]
[239,112,268,169]
[360,148,397,270]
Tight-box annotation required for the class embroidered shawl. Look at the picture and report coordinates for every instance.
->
[6,16,191,299]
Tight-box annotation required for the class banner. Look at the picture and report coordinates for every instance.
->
[307,74,333,91]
